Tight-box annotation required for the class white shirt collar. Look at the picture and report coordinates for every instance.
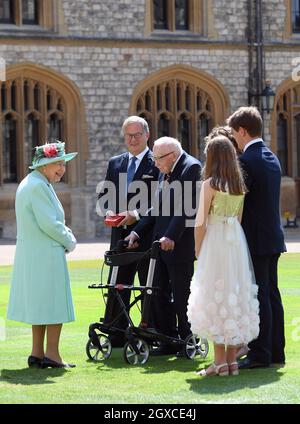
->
[243,138,263,152]
[171,151,183,172]
[128,146,149,163]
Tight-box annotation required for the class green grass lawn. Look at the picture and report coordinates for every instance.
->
[0,254,300,404]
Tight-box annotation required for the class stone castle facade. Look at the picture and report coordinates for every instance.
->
[0,0,299,239]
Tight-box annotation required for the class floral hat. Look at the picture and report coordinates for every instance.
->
[29,141,78,170]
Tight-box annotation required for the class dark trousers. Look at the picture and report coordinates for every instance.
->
[248,253,285,364]
[151,258,194,341]
[103,255,149,345]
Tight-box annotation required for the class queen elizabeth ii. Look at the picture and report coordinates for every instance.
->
[7,141,78,369]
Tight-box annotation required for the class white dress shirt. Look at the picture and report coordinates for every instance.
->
[243,138,263,152]
[128,147,149,173]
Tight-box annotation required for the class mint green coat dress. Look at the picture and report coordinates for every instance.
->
[7,170,76,325]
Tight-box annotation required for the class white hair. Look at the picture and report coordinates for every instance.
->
[122,116,149,134]
[153,137,183,155]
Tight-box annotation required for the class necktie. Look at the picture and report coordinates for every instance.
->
[127,156,137,191]
[164,173,171,182]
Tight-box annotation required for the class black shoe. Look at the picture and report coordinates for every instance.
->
[41,357,76,369]
[238,357,270,369]
[28,355,42,368]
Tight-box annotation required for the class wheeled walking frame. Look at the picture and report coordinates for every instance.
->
[86,240,209,365]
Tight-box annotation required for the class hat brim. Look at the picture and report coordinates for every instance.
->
[29,152,78,170]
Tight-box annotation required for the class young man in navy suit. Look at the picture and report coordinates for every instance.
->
[97,116,159,346]
[126,137,202,355]
[228,106,286,368]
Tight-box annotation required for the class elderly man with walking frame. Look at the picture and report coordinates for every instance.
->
[126,137,202,355]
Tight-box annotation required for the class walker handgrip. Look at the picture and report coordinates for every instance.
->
[150,240,161,259]
[116,239,129,254]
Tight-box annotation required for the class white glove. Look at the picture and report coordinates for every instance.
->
[65,227,77,253]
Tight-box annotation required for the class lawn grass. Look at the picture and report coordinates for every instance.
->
[0,254,300,404]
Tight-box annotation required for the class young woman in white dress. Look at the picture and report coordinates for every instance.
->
[187,135,259,377]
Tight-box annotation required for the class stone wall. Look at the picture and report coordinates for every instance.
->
[262,0,287,42]
[59,0,290,42]
[0,1,298,238]
[61,0,146,38]
[0,43,249,178]
[211,0,248,41]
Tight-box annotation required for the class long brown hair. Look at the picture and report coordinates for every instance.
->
[203,135,246,195]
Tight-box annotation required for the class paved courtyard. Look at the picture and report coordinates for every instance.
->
[0,227,299,266]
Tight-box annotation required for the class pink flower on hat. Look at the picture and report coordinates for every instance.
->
[43,144,58,158]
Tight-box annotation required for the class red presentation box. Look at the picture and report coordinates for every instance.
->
[104,214,124,227]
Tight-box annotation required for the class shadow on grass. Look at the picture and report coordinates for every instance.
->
[187,368,285,395]
[0,367,68,386]
[96,358,199,373]
[87,348,209,373]
[87,350,286,392]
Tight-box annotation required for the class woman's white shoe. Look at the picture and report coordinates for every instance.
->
[196,362,229,377]
[228,361,239,376]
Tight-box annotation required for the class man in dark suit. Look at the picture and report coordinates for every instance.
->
[126,137,202,354]
[228,106,286,368]
[97,116,159,346]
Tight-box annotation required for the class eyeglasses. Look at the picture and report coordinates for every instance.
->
[124,132,144,140]
[153,151,175,161]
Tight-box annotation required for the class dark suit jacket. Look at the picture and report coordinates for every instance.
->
[133,151,202,264]
[240,141,286,256]
[98,149,159,251]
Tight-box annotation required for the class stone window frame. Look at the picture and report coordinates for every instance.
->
[272,79,300,179]
[0,62,88,188]
[284,0,300,39]
[0,0,57,32]
[1,78,67,184]
[145,0,206,36]
[129,65,230,159]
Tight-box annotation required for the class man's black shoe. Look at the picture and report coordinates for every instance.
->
[238,357,270,369]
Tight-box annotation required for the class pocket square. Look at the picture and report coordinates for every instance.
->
[142,174,154,179]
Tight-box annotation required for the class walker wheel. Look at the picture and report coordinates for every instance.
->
[185,334,209,359]
[123,338,149,365]
[86,334,112,361]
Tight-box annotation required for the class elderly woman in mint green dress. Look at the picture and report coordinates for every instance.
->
[7,142,77,369]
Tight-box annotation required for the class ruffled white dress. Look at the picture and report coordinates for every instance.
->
[187,191,260,346]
